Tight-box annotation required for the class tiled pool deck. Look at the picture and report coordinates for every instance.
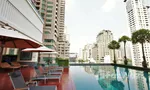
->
[0,66,76,90]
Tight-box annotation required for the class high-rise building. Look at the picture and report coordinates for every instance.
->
[119,42,132,59]
[96,30,113,63]
[78,48,83,60]
[82,44,93,61]
[92,43,98,62]
[125,0,150,67]
[34,0,59,61]
[58,0,70,59]
[69,53,78,62]
[58,27,70,58]
[34,0,69,60]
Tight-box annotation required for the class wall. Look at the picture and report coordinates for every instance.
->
[0,0,43,43]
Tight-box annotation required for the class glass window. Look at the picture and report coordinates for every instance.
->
[44,31,50,34]
[46,19,51,22]
[47,6,53,8]
[41,9,45,13]
[47,10,52,13]
[46,14,52,17]
[47,1,53,4]
[41,13,45,18]
[9,48,14,55]
[44,39,54,43]
[42,5,45,9]
[42,4,46,7]
[45,45,53,49]
[20,52,32,60]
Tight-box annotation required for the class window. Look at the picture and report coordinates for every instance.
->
[46,19,51,22]
[47,10,52,13]
[44,39,54,43]
[42,4,46,7]
[44,31,50,34]
[45,24,51,27]
[47,6,53,8]
[47,1,53,4]
[20,52,32,60]
[45,45,54,49]
[41,9,45,13]
[41,13,45,18]
[46,14,52,17]
[9,48,14,55]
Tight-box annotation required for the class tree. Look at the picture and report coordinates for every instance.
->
[132,29,150,68]
[108,40,120,64]
[119,35,131,65]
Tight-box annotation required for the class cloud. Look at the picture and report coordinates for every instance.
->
[101,0,116,12]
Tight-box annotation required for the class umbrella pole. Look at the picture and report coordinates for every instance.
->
[38,52,40,64]
[0,42,5,64]
[49,54,50,67]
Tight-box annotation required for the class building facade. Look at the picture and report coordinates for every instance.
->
[34,0,69,60]
[125,0,150,67]
[0,0,43,62]
[92,43,98,62]
[58,0,70,59]
[82,44,93,61]
[96,30,113,63]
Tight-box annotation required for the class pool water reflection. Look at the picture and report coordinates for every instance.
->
[70,65,150,90]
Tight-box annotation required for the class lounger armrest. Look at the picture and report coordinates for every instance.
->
[43,71,48,75]
[26,80,37,86]
[21,65,28,67]
[14,87,28,90]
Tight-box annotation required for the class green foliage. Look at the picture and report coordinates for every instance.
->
[78,59,85,63]
[108,40,120,64]
[43,57,53,65]
[118,35,131,65]
[127,59,132,62]
[108,40,120,50]
[118,35,131,43]
[132,29,150,44]
[55,58,69,67]
[132,29,150,68]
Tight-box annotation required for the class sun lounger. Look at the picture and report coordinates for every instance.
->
[40,66,62,75]
[43,66,64,72]
[33,66,61,83]
[8,70,57,90]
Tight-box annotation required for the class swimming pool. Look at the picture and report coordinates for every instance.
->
[70,65,150,90]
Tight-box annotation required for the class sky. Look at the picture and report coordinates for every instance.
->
[65,0,131,53]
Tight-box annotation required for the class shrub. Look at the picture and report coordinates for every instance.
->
[55,58,69,67]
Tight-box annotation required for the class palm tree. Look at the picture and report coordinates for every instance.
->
[119,36,131,65]
[132,29,150,68]
[108,40,120,64]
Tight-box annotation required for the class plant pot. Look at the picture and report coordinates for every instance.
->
[142,61,147,68]
[113,60,116,64]
[124,60,128,65]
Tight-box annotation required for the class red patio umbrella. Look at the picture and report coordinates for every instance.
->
[22,46,55,63]
[0,29,41,64]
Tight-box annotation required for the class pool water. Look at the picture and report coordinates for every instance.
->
[70,65,150,90]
